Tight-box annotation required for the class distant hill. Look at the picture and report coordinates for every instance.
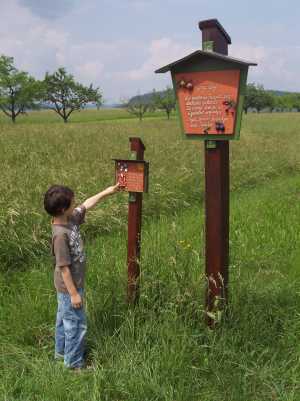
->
[267,90,298,97]
[128,91,166,105]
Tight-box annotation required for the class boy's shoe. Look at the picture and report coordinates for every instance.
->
[71,363,95,373]
[54,353,64,366]
[54,352,64,360]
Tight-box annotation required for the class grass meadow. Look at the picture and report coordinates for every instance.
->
[0,110,300,401]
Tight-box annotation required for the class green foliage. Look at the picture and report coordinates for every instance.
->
[0,55,42,122]
[153,87,176,119]
[43,67,102,123]
[274,95,287,112]
[287,93,300,112]
[244,83,275,113]
[244,84,300,113]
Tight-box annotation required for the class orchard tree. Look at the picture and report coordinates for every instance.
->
[282,95,293,111]
[243,83,257,113]
[289,93,300,112]
[126,94,149,121]
[153,87,176,119]
[0,55,42,123]
[252,85,266,112]
[244,83,275,113]
[281,96,289,112]
[96,99,102,110]
[274,95,282,112]
[262,91,275,112]
[43,68,102,123]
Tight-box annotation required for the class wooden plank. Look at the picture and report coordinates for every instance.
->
[127,138,145,305]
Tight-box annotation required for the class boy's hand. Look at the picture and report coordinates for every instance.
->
[83,183,121,211]
[71,292,82,309]
[105,183,121,195]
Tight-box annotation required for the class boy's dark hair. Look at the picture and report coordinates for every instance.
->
[44,185,74,217]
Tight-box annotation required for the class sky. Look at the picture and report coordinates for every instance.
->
[0,0,299,103]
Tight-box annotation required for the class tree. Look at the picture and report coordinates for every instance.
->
[43,68,102,123]
[244,83,275,113]
[96,99,102,110]
[243,83,257,113]
[289,93,300,112]
[252,85,266,112]
[153,87,176,119]
[0,55,42,123]
[126,94,149,121]
[274,95,286,112]
[262,91,275,112]
[282,95,293,111]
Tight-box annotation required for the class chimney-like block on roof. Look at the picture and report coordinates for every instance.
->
[199,19,231,55]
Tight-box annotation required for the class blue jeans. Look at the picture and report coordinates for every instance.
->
[55,288,87,368]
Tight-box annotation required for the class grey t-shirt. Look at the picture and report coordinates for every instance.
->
[52,205,86,293]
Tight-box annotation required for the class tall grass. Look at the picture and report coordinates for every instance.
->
[1,175,300,400]
[1,112,300,271]
[0,111,300,400]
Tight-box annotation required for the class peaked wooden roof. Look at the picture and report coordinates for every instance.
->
[155,50,257,73]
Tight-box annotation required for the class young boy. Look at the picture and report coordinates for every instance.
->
[44,183,119,369]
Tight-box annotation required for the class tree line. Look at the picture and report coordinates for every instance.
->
[243,84,300,113]
[0,55,101,123]
[1,54,299,123]
[126,84,300,121]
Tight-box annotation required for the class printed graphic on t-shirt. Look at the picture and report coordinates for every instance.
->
[69,225,86,263]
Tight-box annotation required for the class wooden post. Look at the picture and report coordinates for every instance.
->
[199,19,231,323]
[127,137,145,304]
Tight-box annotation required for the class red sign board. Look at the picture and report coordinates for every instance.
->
[175,69,240,136]
[115,160,149,193]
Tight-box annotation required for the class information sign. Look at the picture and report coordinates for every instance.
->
[175,69,240,136]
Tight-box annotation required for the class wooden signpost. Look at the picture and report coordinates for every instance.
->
[156,19,256,325]
[114,137,148,304]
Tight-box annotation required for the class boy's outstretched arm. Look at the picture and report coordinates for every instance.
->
[82,183,120,211]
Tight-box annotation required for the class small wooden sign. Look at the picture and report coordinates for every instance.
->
[175,69,240,136]
[114,159,149,193]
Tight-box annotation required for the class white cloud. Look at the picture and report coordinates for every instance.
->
[0,0,299,103]
[0,1,70,77]
[0,1,193,92]
[116,37,194,81]
[128,0,152,10]
[74,61,104,85]
[100,37,195,100]
[18,0,78,19]
[230,43,300,91]
[0,1,124,93]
